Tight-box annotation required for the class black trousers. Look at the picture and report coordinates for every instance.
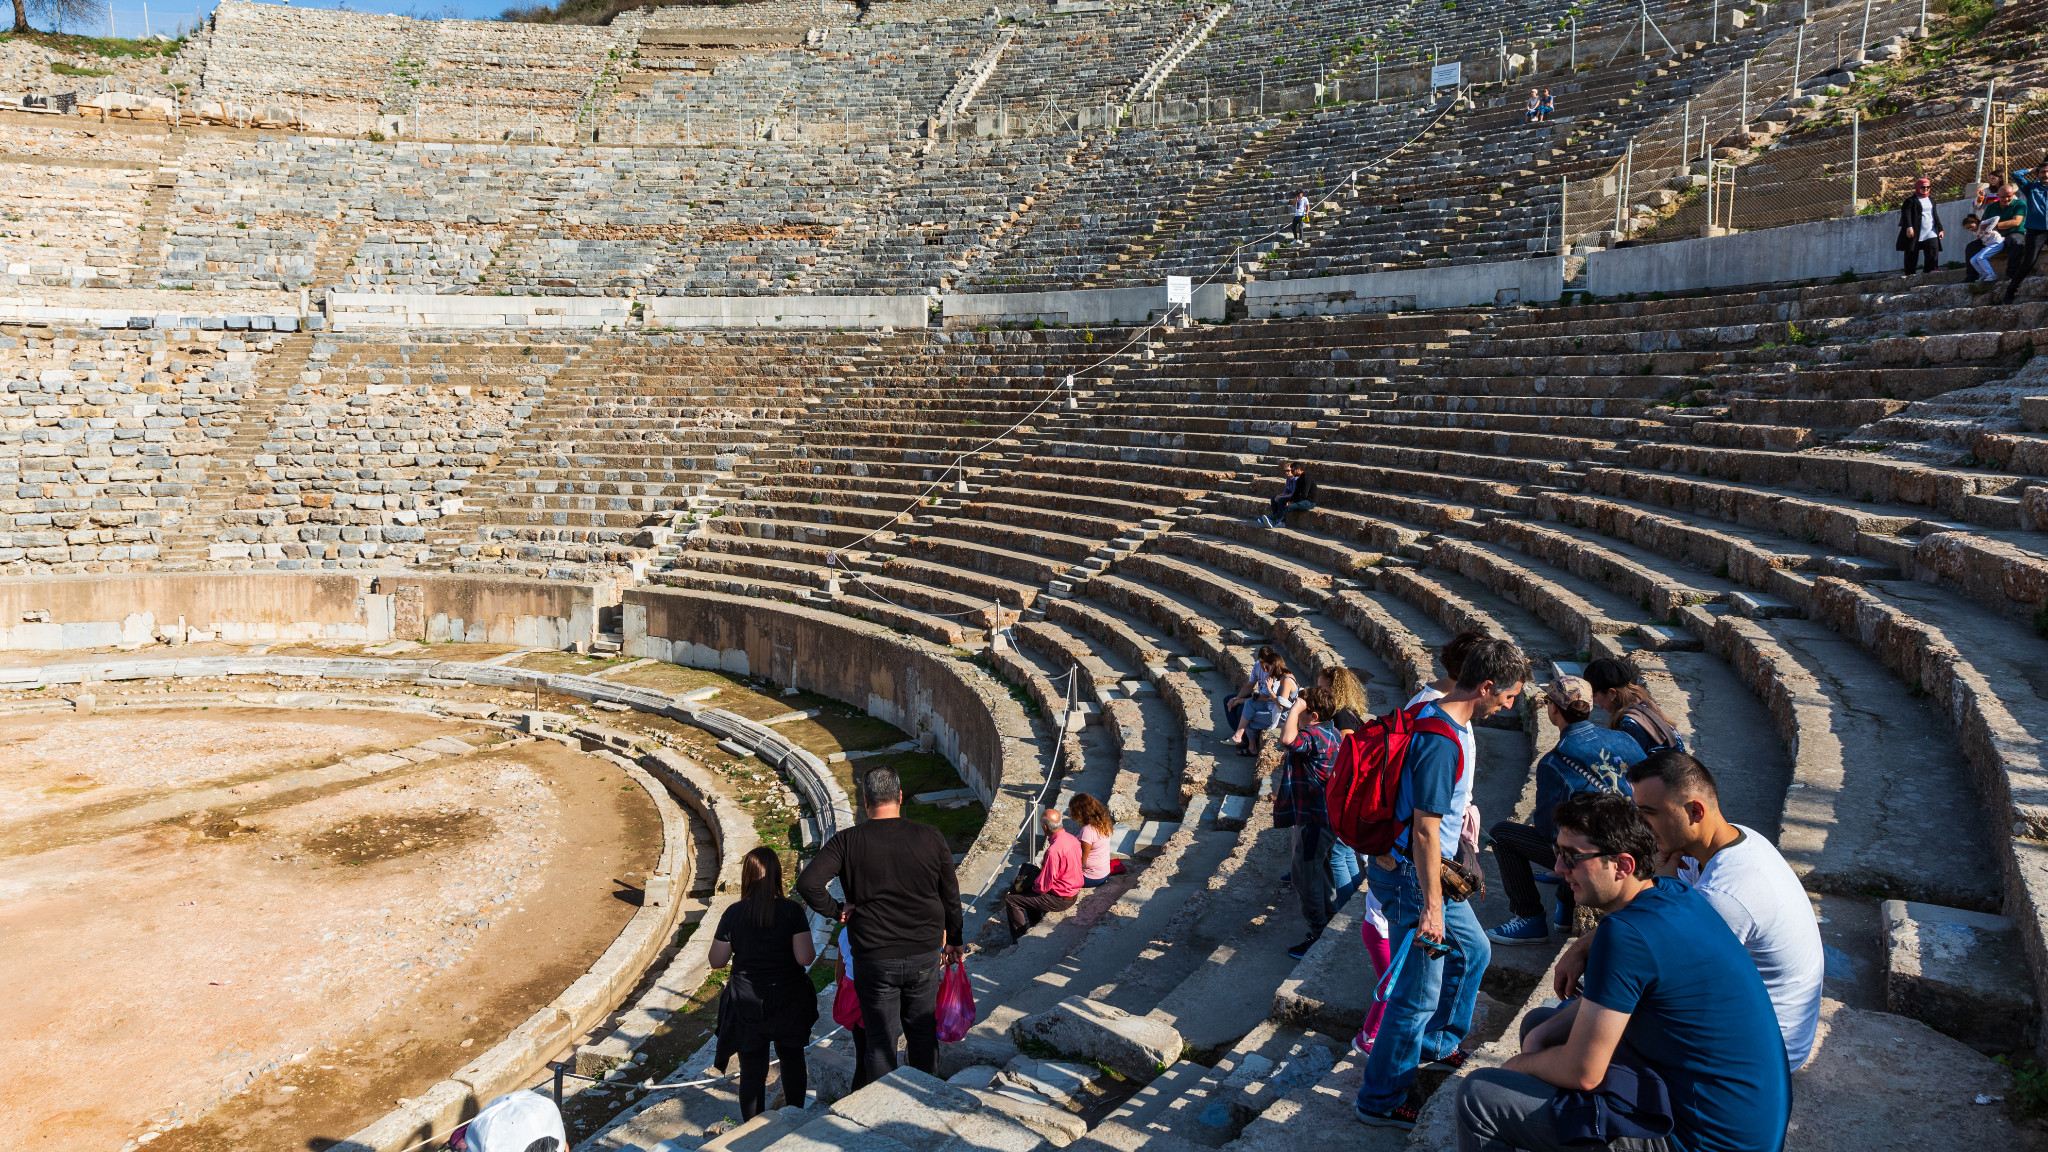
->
[1902,238,1941,275]
[851,951,942,1083]
[737,1033,808,1119]
[2007,232,2047,300]
[1291,216,1305,239]
[1004,889,1077,939]
[1490,820,1570,921]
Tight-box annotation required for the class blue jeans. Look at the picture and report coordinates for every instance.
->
[1355,858,1492,1112]
[1330,839,1360,908]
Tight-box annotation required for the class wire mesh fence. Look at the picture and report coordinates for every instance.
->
[1558,0,1935,247]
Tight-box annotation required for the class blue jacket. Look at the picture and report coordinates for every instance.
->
[1533,720,1648,841]
[2016,173,2048,232]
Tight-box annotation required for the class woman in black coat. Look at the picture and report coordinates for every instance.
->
[710,847,820,1118]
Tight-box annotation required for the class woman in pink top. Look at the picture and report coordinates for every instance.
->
[1069,793,1115,888]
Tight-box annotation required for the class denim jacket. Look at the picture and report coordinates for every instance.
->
[1533,720,1648,841]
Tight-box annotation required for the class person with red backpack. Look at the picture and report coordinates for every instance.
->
[1278,683,1347,960]
[1352,638,1528,1131]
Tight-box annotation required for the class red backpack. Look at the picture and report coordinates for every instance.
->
[1328,702,1466,855]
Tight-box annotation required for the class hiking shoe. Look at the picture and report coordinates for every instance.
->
[1354,1101,1419,1129]
[1553,900,1575,930]
[1350,1027,1376,1057]
[1486,914,1550,946]
[1287,933,1322,960]
[1423,1049,1472,1072]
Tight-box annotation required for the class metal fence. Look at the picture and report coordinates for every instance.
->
[1559,0,1935,247]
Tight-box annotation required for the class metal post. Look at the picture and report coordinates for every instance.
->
[1711,0,1719,41]
[1741,60,1749,125]
[1858,0,1872,59]
[1683,99,1691,162]
[1976,79,1997,185]
[1259,71,1264,115]
[1374,53,1380,103]
[1560,173,1569,263]
[1849,107,1860,213]
[551,1063,566,1108]
[1570,16,1576,69]
[1792,23,1804,101]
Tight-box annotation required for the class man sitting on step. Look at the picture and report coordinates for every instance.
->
[1565,750,1820,1071]
[1457,793,1791,1152]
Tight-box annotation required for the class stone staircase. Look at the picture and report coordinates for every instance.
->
[158,332,315,569]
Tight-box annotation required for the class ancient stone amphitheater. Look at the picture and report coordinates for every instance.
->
[5,0,2048,1148]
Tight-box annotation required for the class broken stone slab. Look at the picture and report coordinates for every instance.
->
[1010,997,1182,1083]
[1169,655,1213,673]
[416,736,477,756]
[1631,623,1703,652]
[698,1106,809,1152]
[437,701,499,719]
[1881,899,2037,1053]
[1730,591,1802,619]
[1209,795,1253,832]
[946,1065,1003,1091]
[963,1087,1088,1146]
[772,1113,918,1152]
[997,1056,1103,1109]
[351,752,411,773]
[391,746,442,763]
[717,738,755,758]
[826,1066,1047,1152]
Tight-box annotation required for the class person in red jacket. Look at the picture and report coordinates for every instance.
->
[1003,808,1084,941]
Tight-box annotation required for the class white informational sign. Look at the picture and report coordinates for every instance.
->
[1430,61,1462,90]
[1165,276,1192,305]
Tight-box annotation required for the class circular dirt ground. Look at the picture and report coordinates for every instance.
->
[0,706,662,1152]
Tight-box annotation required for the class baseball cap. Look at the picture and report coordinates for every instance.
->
[1540,675,1594,713]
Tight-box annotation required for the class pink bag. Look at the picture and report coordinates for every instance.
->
[832,972,863,1030]
[935,961,975,1043]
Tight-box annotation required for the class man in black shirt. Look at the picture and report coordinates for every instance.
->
[796,766,966,1083]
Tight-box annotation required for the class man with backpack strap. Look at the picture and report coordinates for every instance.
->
[1353,638,1529,1130]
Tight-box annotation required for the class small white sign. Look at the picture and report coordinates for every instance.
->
[1430,61,1462,90]
[1165,276,1192,305]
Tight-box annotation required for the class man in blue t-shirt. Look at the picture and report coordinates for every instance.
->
[1356,638,1528,1130]
[1456,793,1791,1152]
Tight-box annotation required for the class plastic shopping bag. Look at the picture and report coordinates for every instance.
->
[832,970,864,1029]
[935,960,976,1043]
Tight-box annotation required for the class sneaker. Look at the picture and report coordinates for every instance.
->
[1422,1049,1471,1072]
[1279,870,1292,883]
[1287,933,1322,960]
[1354,1101,1419,1129]
[1554,900,1574,930]
[1350,1027,1376,1057]
[1486,914,1550,946]
[1256,515,1273,528]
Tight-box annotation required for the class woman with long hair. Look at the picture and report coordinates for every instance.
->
[1068,793,1116,888]
[1319,665,1371,733]
[1583,657,1686,756]
[710,847,819,1118]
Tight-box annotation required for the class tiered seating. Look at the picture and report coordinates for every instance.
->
[0,161,152,288]
[958,119,1265,290]
[449,332,841,573]
[186,0,618,134]
[0,322,276,577]
[971,6,1193,111]
[188,332,589,569]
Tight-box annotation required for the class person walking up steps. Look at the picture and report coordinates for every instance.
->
[1355,638,1528,1130]
[796,766,964,1083]
[1290,190,1310,241]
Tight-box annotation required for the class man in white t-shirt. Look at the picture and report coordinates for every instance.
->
[1556,749,1823,1069]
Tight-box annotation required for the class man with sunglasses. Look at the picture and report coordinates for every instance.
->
[1896,176,1944,277]
[1455,794,1790,1152]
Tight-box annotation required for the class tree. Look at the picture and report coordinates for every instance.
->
[12,0,120,36]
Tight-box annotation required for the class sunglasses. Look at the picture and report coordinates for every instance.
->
[1553,846,1615,870]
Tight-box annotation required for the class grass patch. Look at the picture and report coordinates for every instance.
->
[861,750,986,854]
[512,650,637,675]
[2,30,182,57]
[50,61,111,76]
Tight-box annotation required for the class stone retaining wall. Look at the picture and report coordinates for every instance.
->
[0,569,605,650]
